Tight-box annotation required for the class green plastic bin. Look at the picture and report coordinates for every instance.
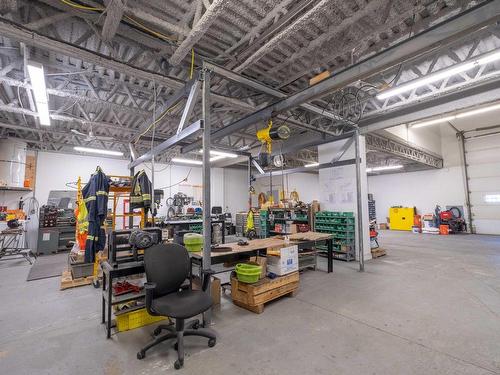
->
[183,233,203,252]
[235,263,262,284]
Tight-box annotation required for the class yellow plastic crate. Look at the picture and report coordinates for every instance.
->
[116,308,167,332]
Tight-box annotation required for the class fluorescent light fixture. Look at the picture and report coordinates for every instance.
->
[411,116,456,128]
[209,155,225,162]
[455,103,500,119]
[411,102,500,128]
[366,165,403,173]
[377,49,500,100]
[27,61,50,126]
[73,146,123,156]
[484,194,500,203]
[172,158,202,165]
[198,149,238,158]
[304,162,319,168]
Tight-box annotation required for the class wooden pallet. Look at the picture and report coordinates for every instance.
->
[371,248,387,258]
[60,270,93,290]
[231,272,299,314]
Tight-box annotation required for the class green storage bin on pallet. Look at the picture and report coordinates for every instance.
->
[235,263,262,284]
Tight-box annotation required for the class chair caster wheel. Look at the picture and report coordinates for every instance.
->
[137,351,146,360]
[174,360,183,369]
[92,280,100,288]
[208,338,216,347]
[192,321,200,330]
[174,342,178,351]
[153,327,162,336]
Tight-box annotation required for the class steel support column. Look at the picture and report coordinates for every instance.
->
[201,67,212,324]
[248,156,252,210]
[354,129,364,271]
[458,132,474,233]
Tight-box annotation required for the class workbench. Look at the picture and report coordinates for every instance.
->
[190,231,334,274]
[100,232,333,337]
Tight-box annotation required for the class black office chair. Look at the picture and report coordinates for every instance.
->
[137,243,216,370]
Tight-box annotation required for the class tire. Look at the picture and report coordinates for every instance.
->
[192,321,200,330]
[208,338,216,347]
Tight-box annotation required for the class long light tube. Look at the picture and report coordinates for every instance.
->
[198,149,238,158]
[377,49,500,100]
[411,102,500,128]
[74,146,123,156]
[304,162,319,168]
[27,61,50,126]
[366,165,403,173]
[172,158,203,165]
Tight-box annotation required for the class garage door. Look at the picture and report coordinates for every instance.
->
[465,134,500,234]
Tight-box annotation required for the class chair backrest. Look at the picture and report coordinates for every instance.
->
[144,243,190,297]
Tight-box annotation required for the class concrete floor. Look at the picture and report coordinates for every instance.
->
[1,231,500,375]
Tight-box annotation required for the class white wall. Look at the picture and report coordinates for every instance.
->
[367,124,467,224]
[33,151,248,218]
[318,138,371,260]
[223,168,249,216]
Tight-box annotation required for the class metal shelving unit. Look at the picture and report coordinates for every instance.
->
[314,211,356,261]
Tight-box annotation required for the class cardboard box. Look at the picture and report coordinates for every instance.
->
[267,245,298,276]
[286,223,298,234]
[193,276,221,306]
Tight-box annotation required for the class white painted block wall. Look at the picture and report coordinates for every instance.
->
[32,151,248,219]
[318,138,371,261]
[367,124,467,226]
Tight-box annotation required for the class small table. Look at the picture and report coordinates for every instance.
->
[0,227,34,264]
[101,260,145,339]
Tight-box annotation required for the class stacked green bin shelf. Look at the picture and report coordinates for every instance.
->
[189,224,203,233]
[315,211,356,261]
[259,210,269,238]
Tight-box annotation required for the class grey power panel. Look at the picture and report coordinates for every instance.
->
[37,229,59,255]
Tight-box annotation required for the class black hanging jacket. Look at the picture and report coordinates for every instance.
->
[130,170,152,214]
[82,167,110,263]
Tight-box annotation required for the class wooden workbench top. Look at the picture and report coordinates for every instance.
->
[190,231,332,259]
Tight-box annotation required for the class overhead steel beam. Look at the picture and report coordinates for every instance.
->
[204,61,343,121]
[124,5,190,37]
[102,0,125,43]
[168,0,230,66]
[196,1,500,145]
[134,78,196,140]
[359,79,500,134]
[128,120,203,169]
[0,18,255,113]
[177,79,200,134]
[254,158,357,178]
[365,132,443,168]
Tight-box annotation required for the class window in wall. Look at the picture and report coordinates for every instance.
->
[484,194,500,203]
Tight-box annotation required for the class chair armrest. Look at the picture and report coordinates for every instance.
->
[201,269,215,292]
[144,282,157,311]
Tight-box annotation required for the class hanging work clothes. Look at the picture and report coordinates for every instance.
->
[82,167,110,263]
[130,170,152,214]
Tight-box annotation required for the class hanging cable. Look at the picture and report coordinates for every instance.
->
[156,169,192,190]
[59,0,177,43]
[190,48,195,79]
